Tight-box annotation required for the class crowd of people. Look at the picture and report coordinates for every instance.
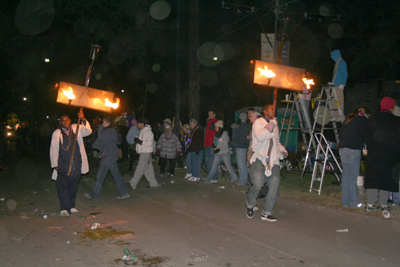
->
[5,94,399,221]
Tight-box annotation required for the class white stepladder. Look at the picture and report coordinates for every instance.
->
[301,84,345,179]
[310,133,342,195]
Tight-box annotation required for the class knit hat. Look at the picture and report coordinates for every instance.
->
[163,118,171,124]
[239,112,247,122]
[131,119,137,126]
[215,120,223,128]
[380,97,396,111]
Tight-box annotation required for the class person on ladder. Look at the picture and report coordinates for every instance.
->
[330,49,348,121]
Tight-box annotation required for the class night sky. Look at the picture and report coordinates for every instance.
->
[1,0,399,125]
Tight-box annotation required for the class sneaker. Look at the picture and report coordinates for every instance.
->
[125,183,134,191]
[261,214,277,222]
[60,210,69,217]
[159,173,164,177]
[117,194,130,200]
[70,208,79,214]
[365,204,380,212]
[146,185,158,189]
[184,173,192,179]
[84,193,92,199]
[188,177,200,182]
[169,174,174,177]
[246,208,254,219]
[382,206,391,218]
[210,180,218,184]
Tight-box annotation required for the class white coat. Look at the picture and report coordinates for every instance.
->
[250,117,287,176]
[50,121,92,180]
[136,125,154,154]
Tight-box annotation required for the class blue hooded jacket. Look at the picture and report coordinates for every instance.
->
[330,49,348,87]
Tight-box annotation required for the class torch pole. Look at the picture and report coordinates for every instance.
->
[67,108,83,176]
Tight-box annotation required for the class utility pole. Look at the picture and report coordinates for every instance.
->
[175,0,181,133]
[188,0,200,121]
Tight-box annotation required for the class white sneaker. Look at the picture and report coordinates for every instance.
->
[188,177,200,182]
[210,180,218,184]
[184,173,192,179]
[60,210,69,217]
[70,208,79,214]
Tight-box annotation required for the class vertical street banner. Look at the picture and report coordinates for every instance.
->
[261,33,275,63]
[281,42,290,66]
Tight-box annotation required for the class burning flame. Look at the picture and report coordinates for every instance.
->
[105,98,120,109]
[258,66,276,78]
[302,78,314,89]
[62,87,75,100]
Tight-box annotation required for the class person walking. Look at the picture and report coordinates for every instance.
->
[50,110,92,217]
[185,119,204,181]
[126,118,159,190]
[232,113,250,185]
[246,104,288,222]
[84,117,130,200]
[203,120,238,184]
[156,125,181,177]
[338,107,370,207]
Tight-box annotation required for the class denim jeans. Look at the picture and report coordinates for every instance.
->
[90,157,129,199]
[187,151,203,178]
[339,148,361,207]
[235,148,248,185]
[204,152,238,184]
[205,146,217,180]
[186,152,193,175]
[246,160,280,216]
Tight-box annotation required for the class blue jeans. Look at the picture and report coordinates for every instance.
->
[90,157,129,199]
[235,148,248,185]
[246,160,280,216]
[204,152,238,184]
[339,148,361,207]
[186,152,193,174]
[187,151,203,178]
[205,146,217,180]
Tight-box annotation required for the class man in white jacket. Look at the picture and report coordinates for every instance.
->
[246,104,287,222]
[126,118,159,190]
[50,110,92,217]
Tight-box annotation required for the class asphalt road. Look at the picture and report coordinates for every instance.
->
[1,153,399,267]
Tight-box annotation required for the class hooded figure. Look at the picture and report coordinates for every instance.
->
[331,49,348,87]
[330,49,348,121]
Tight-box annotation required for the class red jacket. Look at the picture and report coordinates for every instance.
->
[204,118,218,147]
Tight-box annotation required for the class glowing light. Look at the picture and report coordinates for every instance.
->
[62,87,75,100]
[7,132,12,136]
[105,98,120,109]
[258,66,276,78]
[213,57,218,61]
[302,78,315,89]
[121,90,125,93]
[45,58,50,62]
[23,97,27,101]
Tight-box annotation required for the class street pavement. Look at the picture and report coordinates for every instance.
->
[1,154,399,267]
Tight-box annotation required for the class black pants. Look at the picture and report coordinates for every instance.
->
[159,157,176,175]
[56,172,80,213]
